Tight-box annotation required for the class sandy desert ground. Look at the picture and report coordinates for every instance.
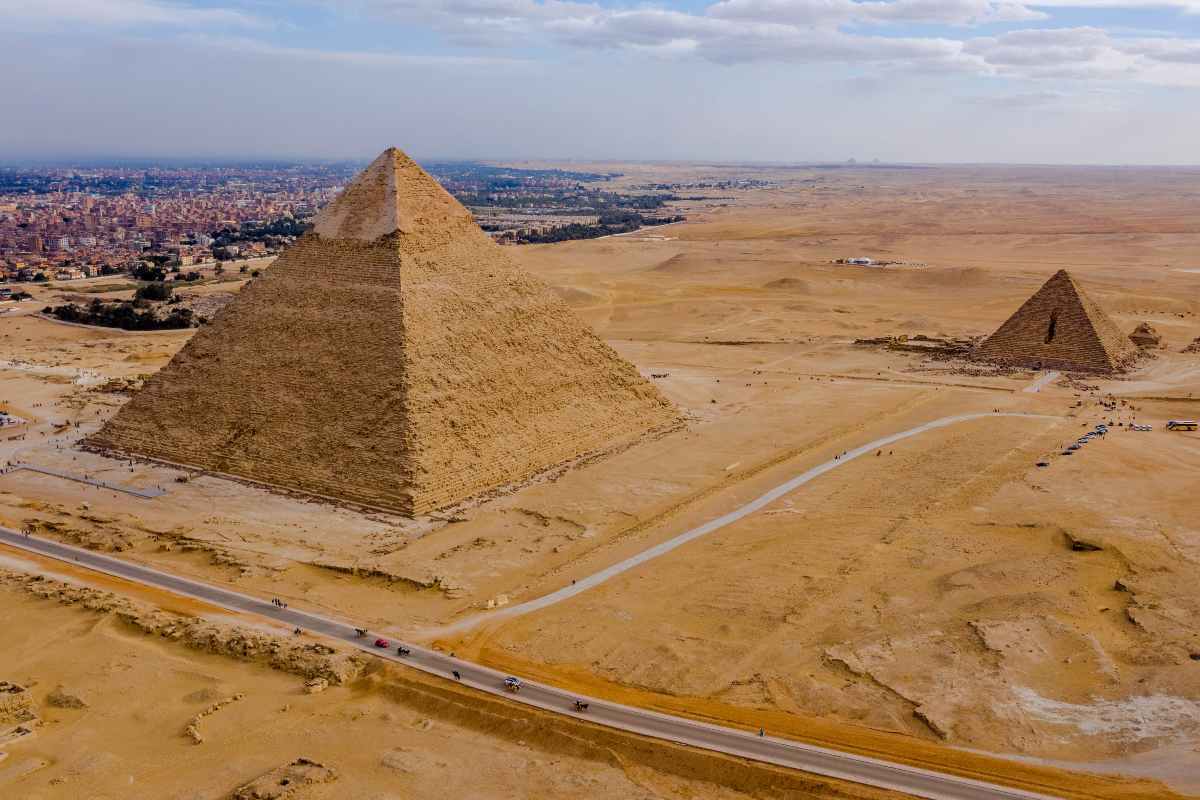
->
[1,163,1198,798]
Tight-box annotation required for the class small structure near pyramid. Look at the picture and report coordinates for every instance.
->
[87,148,680,515]
[1128,321,1163,350]
[973,270,1138,374]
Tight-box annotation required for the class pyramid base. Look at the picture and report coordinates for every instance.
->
[79,440,420,516]
[82,416,683,518]
[971,352,1137,375]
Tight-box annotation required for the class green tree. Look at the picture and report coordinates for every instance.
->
[135,282,172,302]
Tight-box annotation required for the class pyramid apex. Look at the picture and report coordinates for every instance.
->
[312,146,472,242]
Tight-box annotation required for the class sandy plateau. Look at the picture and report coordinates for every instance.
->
[1,163,1199,798]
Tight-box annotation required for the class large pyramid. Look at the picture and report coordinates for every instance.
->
[87,148,680,514]
[973,269,1138,373]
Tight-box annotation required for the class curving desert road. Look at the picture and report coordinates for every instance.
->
[0,412,1065,800]
[436,412,1060,634]
[0,528,1058,800]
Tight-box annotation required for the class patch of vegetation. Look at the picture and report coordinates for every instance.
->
[134,282,173,302]
[132,263,167,282]
[72,282,140,294]
[212,216,310,247]
[499,212,685,244]
[44,299,196,331]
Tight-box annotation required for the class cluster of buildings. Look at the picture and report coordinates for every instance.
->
[0,164,350,283]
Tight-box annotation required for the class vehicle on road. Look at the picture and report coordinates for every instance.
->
[1167,420,1198,431]
[354,628,367,638]
[396,646,411,656]
[1067,444,1081,451]
[374,638,389,648]
[503,676,522,693]
[574,700,589,712]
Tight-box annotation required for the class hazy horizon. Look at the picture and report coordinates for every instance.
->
[5,0,1200,165]
[4,156,1200,168]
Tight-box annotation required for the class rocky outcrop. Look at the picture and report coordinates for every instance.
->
[1128,321,1163,349]
[46,686,89,709]
[184,693,244,745]
[231,758,336,799]
[0,681,39,752]
[0,572,366,685]
[0,682,35,726]
[1063,530,1104,551]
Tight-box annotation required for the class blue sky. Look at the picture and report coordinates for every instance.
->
[3,0,1200,163]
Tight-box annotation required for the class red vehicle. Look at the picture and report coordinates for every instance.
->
[374,638,389,648]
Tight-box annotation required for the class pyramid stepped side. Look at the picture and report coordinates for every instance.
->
[395,224,679,512]
[86,235,420,511]
[1072,278,1140,361]
[974,271,1138,373]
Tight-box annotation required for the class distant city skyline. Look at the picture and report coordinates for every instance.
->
[4,0,1200,165]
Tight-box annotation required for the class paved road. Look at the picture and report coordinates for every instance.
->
[3,462,165,498]
[435,412,1060,636]
[1023,372,1060,394]
[0,528,1060,800]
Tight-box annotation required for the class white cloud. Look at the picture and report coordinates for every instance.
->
[1125,37,1200,62]
[961,26,1200,85]
[6,0,265,28]
[711,0,1047,26]
[179,33,528,66]
[348,1,1200,87]
[968,89,1070,106]
[30,0,1199,90]
[1028,0,1200,11]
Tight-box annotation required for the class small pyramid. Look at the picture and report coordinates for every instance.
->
[87,148,681,514]
[973,270,1137,373]
[1128,321,1162,350]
